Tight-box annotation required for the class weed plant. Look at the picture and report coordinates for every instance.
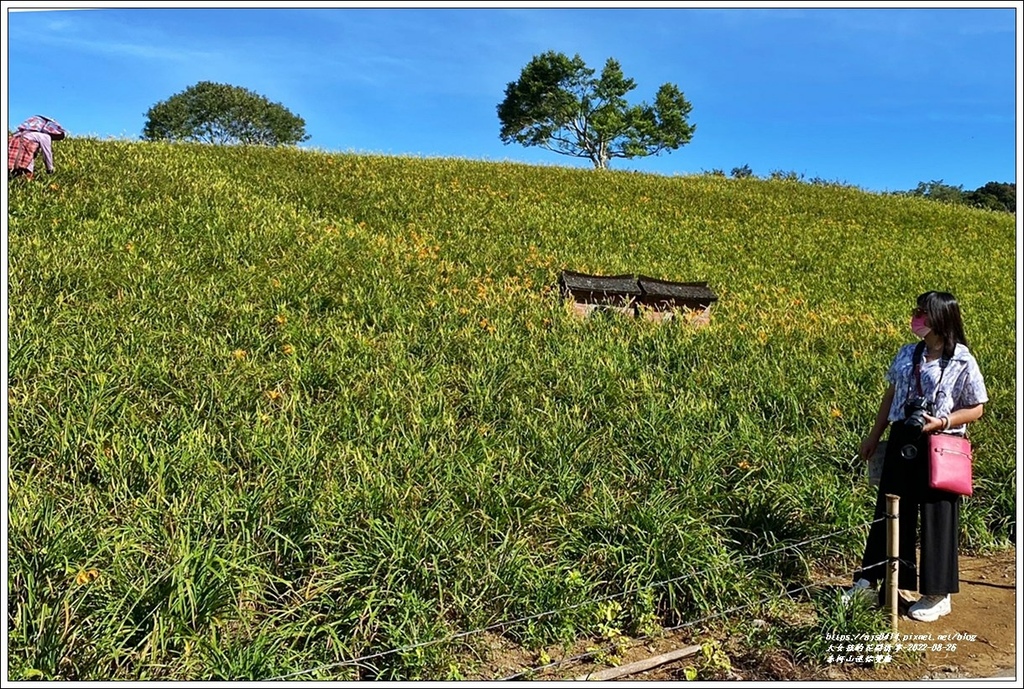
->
[6,138,1016,679]
[738,590,896,677]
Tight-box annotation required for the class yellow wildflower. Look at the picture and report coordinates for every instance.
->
[75,569,100,586]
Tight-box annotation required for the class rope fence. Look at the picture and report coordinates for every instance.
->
[499,578,831,681]
[265,514,890,682]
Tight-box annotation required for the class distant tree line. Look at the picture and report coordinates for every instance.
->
[896,180,1015,214]
[720,166,1015,214]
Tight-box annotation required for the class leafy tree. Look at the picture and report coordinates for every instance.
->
[142,81,309,146]
[964,182,1015,213]
[807,176,854,189]
[900,180,1014,213]
[497,51,695,170]
[769,169,803,182]
[730,164,754,179]
[905,179,964,205]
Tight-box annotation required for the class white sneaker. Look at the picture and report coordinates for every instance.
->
[908,594,951,622]
[841,578,877,606]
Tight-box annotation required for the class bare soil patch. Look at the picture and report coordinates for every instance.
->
[468,548,1017,681]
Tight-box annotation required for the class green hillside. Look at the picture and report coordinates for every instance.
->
[6,138,1016,680]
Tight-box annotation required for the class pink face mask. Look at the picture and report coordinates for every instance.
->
[911,314,931,339]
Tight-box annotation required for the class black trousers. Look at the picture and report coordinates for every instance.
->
[854,421,960,595]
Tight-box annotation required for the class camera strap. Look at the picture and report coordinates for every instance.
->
[912,340,950,402]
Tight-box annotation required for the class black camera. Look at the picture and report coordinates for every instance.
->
[904,396,933,433]
[901,396,933,459]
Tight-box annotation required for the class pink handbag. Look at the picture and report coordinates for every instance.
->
[928,433,973,496]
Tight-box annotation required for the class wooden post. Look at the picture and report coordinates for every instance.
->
[572,645,702,681]
[885,494,900,633]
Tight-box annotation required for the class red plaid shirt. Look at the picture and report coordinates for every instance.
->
[8,134,39,171]
[8,132,52,174]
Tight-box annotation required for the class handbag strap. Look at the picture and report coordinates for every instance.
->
[912,340,968,437]
[912,340,950,402]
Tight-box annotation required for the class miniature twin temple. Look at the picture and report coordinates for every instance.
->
[558,270,718,325]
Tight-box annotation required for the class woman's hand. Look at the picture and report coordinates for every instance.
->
[860,436,879,463]
[922,414,946,434]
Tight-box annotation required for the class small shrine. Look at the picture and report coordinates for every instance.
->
[558,270,718,325]
[558,271,641,318]
[636,275,718,324]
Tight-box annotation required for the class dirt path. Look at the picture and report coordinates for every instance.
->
[836,548,1018,681]
[482,548,1016,681]
[644,548,1016,681]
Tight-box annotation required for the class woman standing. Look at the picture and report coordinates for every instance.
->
[845,291,988,622]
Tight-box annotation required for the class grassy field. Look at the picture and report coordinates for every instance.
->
[5,138,1016,680]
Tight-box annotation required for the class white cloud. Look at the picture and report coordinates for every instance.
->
[9,9,218,64]
[58,35,218,63]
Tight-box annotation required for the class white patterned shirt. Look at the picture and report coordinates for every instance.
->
[885,342,988,435]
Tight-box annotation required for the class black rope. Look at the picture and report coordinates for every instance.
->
[500,579,828,681]
[265,516,887,681]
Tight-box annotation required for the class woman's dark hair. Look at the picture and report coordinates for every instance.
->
[918,291,968,357]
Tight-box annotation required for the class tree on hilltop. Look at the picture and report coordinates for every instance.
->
[497,51,695,170]
[142,81,309,146]
[906,180,965,205]
[902,179,1015,214]
[964,182,1015,213]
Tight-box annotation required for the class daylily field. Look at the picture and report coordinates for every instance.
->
[5,138,1016,679]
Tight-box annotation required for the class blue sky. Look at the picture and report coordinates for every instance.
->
[3,2,1020,193]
